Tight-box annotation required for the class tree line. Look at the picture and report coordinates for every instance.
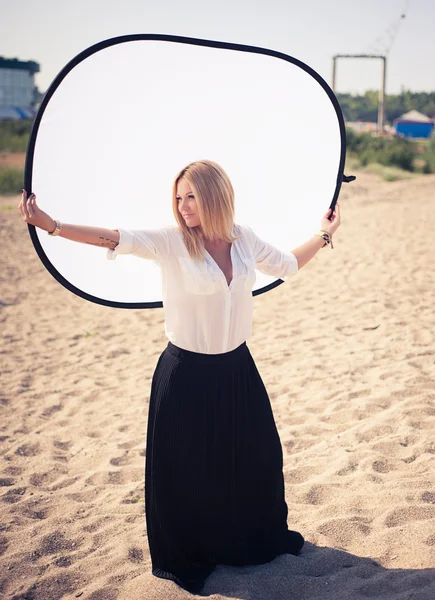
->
[337,90,435,123]
[1,108,434,194]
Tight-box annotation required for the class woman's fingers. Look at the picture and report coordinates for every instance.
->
[28,194,35,218]
[18,190,39,223]
[22,193,35,220]
[22,195,30,220]
[330,204,340,222]
[330,204,341,232]
[27,195,33,218]
[25,195,33,219]
[20,189,27,211]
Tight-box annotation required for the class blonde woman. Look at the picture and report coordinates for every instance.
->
[19,159,341,594]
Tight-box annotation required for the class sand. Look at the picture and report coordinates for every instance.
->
[1,171,434,599]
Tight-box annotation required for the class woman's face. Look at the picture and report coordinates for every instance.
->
[176,177,201,227]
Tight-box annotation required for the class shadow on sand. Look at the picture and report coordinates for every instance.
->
[199,542,434,599]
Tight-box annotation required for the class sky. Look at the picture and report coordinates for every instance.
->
[1,0,434,95]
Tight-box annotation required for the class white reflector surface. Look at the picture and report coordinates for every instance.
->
[30,37,343,307]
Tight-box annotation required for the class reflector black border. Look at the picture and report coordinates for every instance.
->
[25,33,346,310]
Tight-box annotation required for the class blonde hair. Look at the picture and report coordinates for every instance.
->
[172,159,241,260]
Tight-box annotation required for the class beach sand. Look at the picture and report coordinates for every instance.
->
[1,172,434,599]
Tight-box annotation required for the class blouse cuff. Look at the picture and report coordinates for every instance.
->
[106,228,134,260]
[281,253,299,280]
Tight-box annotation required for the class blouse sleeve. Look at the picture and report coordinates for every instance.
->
[244,226,298,280]
[106,227,171,261]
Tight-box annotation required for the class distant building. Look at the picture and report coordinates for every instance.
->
[0,56,40,120]
[346,121,378,133]
[393,110,434,139]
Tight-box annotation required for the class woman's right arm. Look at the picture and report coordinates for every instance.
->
[18,190,120,249]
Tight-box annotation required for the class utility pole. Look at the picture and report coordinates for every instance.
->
[331,54,387,134]
[331,3,408,135]
[378,56,387,132]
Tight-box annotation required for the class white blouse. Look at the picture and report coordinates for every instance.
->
[107,224,298,354]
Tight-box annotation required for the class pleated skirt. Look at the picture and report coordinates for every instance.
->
[144,341,304,594]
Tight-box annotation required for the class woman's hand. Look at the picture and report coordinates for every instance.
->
[18,190,56,233]
[320,203,341,236]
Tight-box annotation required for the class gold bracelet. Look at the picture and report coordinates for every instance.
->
[314,231,334,249]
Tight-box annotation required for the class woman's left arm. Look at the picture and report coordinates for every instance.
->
[291,204,341,270]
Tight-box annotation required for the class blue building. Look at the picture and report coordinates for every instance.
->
[394,110,434,139]
[0,56,40,120]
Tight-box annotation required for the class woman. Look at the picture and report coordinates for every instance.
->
[19,159,341,594]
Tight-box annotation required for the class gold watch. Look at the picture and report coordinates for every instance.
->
[48,220,62,236]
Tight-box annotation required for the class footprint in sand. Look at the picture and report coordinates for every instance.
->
[402,455,417,464]
[372,460,391,474]
[118,438,143,450]
[52,454,69,464]
[384,505,435,528]
[0,478,15,487]
[50,477,78,491]
[0,535,8,556]
[122,488,144,504]
[4,466,23,476]
[21,500,51,520]
[1,487,26,503]
[29,467,68,488]
[337,462,358,476]
[53,440,74,451]
[283,440,294,453]
[317,516,372,546]
[284,466,320,484]
[379,371,399,380]
[128,547,144,563]
[82,517,113,533]
[304,484,339,505]
[14,442,41,457]
[40,403,63,418]
[17,373,33,393]
[11,572,80,600]
[66,489,104,503]
[107,348,131,359]
[110,452,134,467]
[87,588,120,600]
[54,555,75,567]
[36,530,83,556]
[348,389,372,400]
[86,468,143,486]
[421,491,435,504]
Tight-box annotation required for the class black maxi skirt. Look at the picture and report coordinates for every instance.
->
[144,341,304,594]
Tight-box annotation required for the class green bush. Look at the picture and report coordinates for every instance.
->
[0,167,24,195]
[0,120,32,152]
[421,136,435,173]
[346,128,419,172]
